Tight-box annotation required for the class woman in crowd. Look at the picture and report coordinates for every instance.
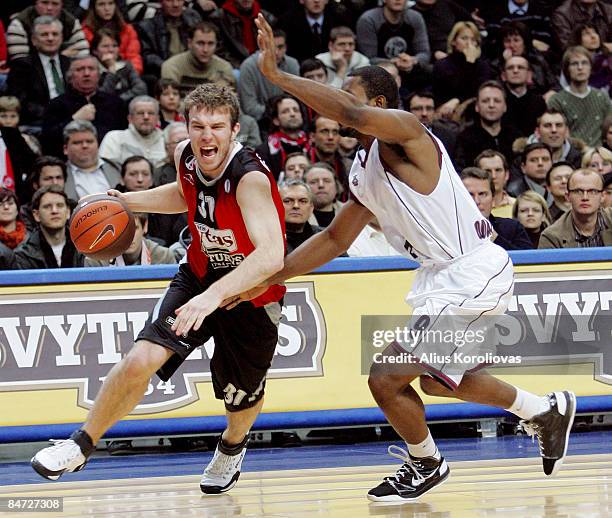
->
[93,29,147,102]
[82,0,143,74]
[582,146,612,176]
[0,188,27,251]
[512,191,551,248]
[432,21,496,119]
[568,23,610,94]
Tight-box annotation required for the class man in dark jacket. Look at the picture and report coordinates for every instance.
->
[279,179,322,253]
[15,185,83,269]
[136,0,201,77]
[461,167,532,250]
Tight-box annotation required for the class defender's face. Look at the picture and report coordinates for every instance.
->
[188,107,239,178]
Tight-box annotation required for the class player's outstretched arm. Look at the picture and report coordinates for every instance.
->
[255,14,422,146]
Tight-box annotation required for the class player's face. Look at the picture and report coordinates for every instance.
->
[64,131,99,169]
[521,149,552,182]
[478,155,508,195]
[129,102,159,137]
[281,185,313,224]
[462,177,493,218]
[516,200,544,230]
[0,110,19,128]
[537,114,567,149]
[547,165,572,198]
[284,155,309,180]
[123,160,153,191]
[34,192,69,231]
[0,196,18,226]
[313,117,340,155]
[304,167,337,209]
[38,165,65,189]
[340,76,370,137]
[188,107,239,177]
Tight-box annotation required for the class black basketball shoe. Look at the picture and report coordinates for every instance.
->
[367,445,450,502]
[520,391,576,476]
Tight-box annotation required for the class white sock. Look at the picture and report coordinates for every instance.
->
[506,387,550,420]
[407,430,440,459]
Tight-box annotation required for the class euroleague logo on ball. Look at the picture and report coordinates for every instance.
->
[73,203,109,230]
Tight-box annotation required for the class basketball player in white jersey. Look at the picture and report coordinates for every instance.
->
[229,15,576,502]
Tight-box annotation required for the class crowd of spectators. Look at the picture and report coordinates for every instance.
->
[0,0,611,270]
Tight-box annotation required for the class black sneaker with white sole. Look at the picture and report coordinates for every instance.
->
[367,445,450,502]
[200,435,248,494]
[520,390,576,476]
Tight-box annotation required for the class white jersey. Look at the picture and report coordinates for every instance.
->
[348,134,493,265]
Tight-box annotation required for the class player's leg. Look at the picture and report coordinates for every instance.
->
[200,301,281,495]
[31,340,173,480]
[420,371,576,476]
[366,349,450,502]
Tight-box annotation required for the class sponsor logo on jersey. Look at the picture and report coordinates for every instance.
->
[194,222,245,268]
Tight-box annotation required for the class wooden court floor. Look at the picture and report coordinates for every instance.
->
[1,453,611,517]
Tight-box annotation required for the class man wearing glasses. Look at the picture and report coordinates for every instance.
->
[539,168,612,248]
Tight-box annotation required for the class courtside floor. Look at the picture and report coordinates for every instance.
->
[1,432,611,517]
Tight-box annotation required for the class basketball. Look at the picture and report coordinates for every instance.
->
[69,194,136,261]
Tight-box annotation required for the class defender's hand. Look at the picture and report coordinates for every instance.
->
[255,13,280,82]
[221,284,269,310]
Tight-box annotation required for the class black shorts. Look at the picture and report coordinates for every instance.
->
[137,263,282,411]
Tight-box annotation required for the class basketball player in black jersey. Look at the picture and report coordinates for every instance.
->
[31,84,287,495]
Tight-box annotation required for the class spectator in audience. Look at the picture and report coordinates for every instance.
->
[356,0,431,95]
[432,21,495,120]
[568,22,611,94]
[582,146,612,176]
[603,172,612,208]
[82,0,143,74]
[63,120,121,200]
[280,152,310,182]
[513,190,552,248]
[304,162,343,228]
[461,166,532,250]
[85,211,176,266]
[0,123,37,204]
[539,168,612,248]
[93,29,147,103]
[7,0,89,61]
[501,55,546,137]
[551,0,612,51]
[547,46,612,148]
[279,179,321,253]
[15,184,84,268]
[497,22,559,100]
[238,28,299,122]
[42,54,127,157]
[115,154,152,191]
[411,0,475,62]
[210,0,276,69]
[234,97,262,148]
[154,121,187,185]
[0,96,42,154]
[278,0,348,64]
[256,95,311,179]
[99,95,165,166]
[475,149,515,217]
[508,142,554,201]
[347,217,401,257]
[136,0,202,78]
[20,155,67,230]
[407,91,458,157]
[603,115,612,152]
[154,78,185,129]
[546,160,573,221]
[308,116,348,199]
[161,22,235,97]
[315,26,369,88]
[7,16,70,130]
[454,80,521,170]
[297,58,327,127]
[0,188,28,252]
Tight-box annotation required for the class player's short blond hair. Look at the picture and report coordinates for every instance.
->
[183,84,240,127]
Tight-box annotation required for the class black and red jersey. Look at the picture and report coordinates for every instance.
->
[178,142,286,306]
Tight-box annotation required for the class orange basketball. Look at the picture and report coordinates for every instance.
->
[69,194,136,261]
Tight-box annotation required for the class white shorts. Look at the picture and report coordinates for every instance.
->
[398,242,514,389]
